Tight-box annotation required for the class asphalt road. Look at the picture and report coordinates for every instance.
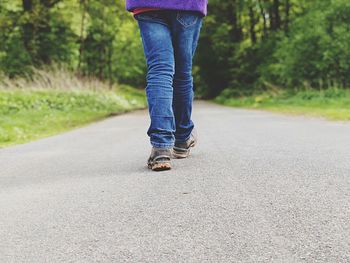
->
[1,101,350,263]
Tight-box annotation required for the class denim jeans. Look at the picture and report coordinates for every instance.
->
[135,10,203,149]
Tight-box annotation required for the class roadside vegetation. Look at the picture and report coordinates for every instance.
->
[0,1,146,147]
[215,88,350,121]
[0,69,146,147]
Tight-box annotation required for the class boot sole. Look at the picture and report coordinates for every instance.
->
[148,162,172,171]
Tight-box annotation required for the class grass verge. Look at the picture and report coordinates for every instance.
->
[0,85,146,148]
[214,88,350,121]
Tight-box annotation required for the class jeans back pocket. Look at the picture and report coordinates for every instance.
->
[176,11,199,28]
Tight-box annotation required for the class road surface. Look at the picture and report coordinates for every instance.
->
[1,101,350,262]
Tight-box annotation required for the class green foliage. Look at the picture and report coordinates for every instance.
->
[1,0,350,97]
[0,0,145,85]
[269,0,350,89]
[0,0,78,75]
[199,0,350,98]
[0,33,33,77]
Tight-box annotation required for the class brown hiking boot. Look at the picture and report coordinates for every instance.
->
[172,131,197,159]
[147,148,172,171]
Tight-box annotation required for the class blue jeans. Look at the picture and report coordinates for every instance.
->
[135,10,203,149]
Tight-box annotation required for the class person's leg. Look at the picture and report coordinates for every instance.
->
[170,11,203,143]
[135,11,175,149]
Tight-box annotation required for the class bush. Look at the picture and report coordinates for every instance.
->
[267,0,350,89]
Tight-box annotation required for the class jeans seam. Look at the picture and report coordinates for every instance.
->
[136,15,169,27]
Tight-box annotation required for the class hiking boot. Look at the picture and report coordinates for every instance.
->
[147,147,172,171]
[172,132,197,159]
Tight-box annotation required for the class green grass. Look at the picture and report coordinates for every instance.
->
[214,88,350,121]
[0,85,146,147]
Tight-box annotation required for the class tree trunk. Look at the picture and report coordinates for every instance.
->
[284,0,290,34]
[249,5,257,44]
[258,0,268,37]
[227,0,243,43]
[78,0,88,72]
[270,0,281,31]
[107,44,113,89]
[23,0,32,11]
[22,0,34,58]
[274,0,281,29]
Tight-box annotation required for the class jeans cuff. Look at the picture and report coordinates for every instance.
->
[151,142,174,149]
[175,134,191,143]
